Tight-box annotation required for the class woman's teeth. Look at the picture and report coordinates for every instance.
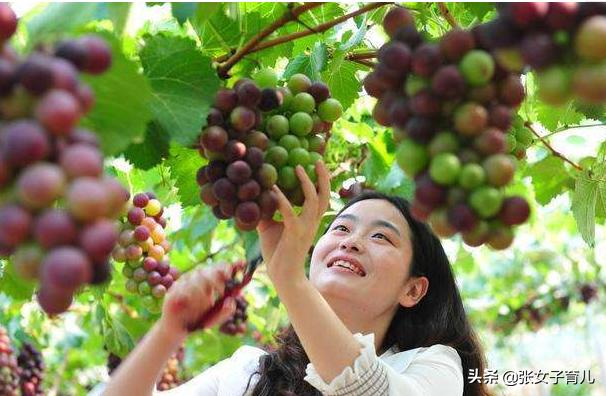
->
[331,260,365,276]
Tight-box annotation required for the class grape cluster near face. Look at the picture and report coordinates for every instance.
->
[197,70,341,230]
[0,3,129,315]
[17,343,44,396]
[366,6,530,249]
[476,3,606,106]
[0,326,19,396]
[262,73,341,206]
[112,192,180,313]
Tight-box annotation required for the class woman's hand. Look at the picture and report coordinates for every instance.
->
[262,161,331,286]
[158,265,237,341]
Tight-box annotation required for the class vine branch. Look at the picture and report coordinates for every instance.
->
[217,3,325,78]
[216,3,390,75]
[524,121,583,171]
[437,3,458,28]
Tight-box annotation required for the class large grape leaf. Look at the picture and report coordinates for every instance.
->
[165,144,206,207]
[123,122,170,170]
[80,31,153,156]
[321,55,364,111]
[140,34,221,146]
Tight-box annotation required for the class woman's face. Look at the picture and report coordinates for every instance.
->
[309,199,416,316]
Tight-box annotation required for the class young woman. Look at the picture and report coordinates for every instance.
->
[104,162,491,396]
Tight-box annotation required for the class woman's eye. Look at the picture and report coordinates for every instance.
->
[373,233,390,242]
[333,225,348,232]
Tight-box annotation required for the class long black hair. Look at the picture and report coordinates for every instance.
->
[246,191,492,396]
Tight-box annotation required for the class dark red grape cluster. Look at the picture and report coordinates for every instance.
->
[0,3,129,314]
[219,294,249,336]
[197,77,282,231]
[0,326,19,396]
[106,352,122,376]
[156,347,184,391]
[210,260,250,336]
[262,73,341,206]
[17,342,44,396]
[197,69,340,230]
[580,282,599,304]
[476,3,606,105]
[365,6,531,250]
[112,192,180,313]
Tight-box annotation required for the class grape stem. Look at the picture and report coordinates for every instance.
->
[216,3,325,78]
[436,3,458,28]
[523,121,583,171]
[188,255,261,332]
[216,3,391,77]
[345,51,377,68]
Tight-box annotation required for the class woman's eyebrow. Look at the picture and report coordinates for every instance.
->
[335,214,401,237]
[371,220,401,237]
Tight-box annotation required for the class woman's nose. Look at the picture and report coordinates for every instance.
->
[339,236,363,253]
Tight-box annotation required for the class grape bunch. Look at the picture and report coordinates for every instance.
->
[365,6,531,249]
[579,282,599,304]
[156,348,184,391]
[475,3,606,106]
[210,260,250,336]
[0,3,129,314]
[112,192,180,313]
[261,73,342,206]
[17,343,44,396]
[219,295,249,336]
[0,326,19,396]
[197,69,341,230]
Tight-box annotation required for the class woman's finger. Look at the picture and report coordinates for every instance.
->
[315,161,331,215]
[203,297,236,328]
[257,218,278,232]
[272,185,295,226]
[296,165,319,221]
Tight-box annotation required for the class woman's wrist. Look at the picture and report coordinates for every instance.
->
[156,318,188,346]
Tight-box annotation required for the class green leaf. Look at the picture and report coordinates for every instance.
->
[165,144,206,207]
[536,101,583,131]
[283,43,328,81]
[0,261,36,301]
[375,162,414,199]
[338,16,368,52]
[524,156,571,205]
[321,54,362,111]
[96,3,132,35]
[26,3,99,43]
[171,3,198,25]
[80,31,153,156]
[241,231,260,262]
[140,34,221,146]
[123,122,170,170]
[572,172,599,247]
[361,134,390,183]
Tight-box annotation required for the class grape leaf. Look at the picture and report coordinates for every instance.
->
[524,156,571,205]
[322,54,363,111]
[0,261,36,301]
[123,122,170,170]
[283,42,328,81]
[80,31,153,156]
[572,172,599,247]
[140,34,221,146]
[26,3,99,44]
[165,144,206,207]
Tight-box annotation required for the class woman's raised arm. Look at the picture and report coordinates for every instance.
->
[103,265,236,396]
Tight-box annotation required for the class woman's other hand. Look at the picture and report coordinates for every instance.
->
[159,265,236,341]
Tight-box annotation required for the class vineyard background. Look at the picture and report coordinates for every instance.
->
[0,2,605,395]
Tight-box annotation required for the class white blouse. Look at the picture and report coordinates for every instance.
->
[153,333,464,396]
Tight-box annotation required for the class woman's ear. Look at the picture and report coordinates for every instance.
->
[398,276,429,308]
